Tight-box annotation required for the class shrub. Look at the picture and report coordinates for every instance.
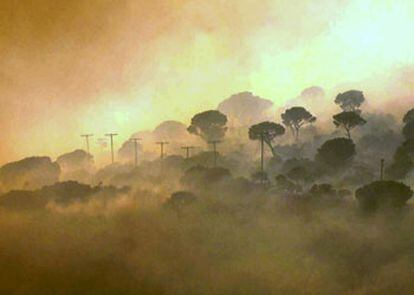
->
[355,181,413,212]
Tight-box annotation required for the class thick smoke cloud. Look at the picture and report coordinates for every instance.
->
[4,0,414,164]
[217,91,274,127]
[1,1,414,293]
[118,120,200,162]
[0,0,183,163]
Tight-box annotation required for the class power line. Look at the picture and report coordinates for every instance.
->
[156,141,169,160]
[81,134,94,155]
[181,146,195,159]
[105,133,118,164]
[130,137,141,167]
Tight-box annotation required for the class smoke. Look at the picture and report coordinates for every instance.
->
[2,1,414,292]
[1,184,414,293]
[117,120,201,163]
[0,104,414,293]
[0,0,178,163]
[2,0,414,164]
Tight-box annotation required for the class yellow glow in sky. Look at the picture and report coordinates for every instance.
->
[1,0,414,165]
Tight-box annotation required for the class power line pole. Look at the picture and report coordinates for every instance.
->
[130,138,141,167]
[380,158,385,180]
[181,146,195,159]
[156,141,169,160]
[81,134,94,155]
[260,135,264,175]
[208,140,221,167]
[105,133,118,164]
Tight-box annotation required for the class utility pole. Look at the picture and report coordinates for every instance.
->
[380,158,385,181]
[81,134,94,155]
[156,141,169,160]
[105,133,118,164]
[181,146,195,159]
[260,135,264,175]
[208,140,221,167]
[130,138,141,167]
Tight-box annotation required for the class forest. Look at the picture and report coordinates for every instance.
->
[0,90,413,294]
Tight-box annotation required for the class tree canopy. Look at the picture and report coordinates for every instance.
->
[187,110,228,142]
[334,90,365,112]
[316,138,356,167]
[386,139,414,180]
[248,121,285,157]
[403,108,414,124]
[0,157,60,191]
[333,111,366,139]
[355,180,413,212]
[403,120,414,140]
[57,149,94,170]
[164,191,197,213]
[281,107,316,141]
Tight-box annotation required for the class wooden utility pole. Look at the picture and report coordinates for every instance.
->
[208,140,221,167]
[81,134,94,155]
[130,138,141,167]
[105,133,118,164]
[181,146,195,159]
[380,158,385,180]
[156,141,169,160]
[260,135,264,175]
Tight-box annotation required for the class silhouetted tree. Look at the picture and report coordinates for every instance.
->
[333,111,366,139]
[403,108,414,124]
[316,138,356,167]
[403,120,414,140]
[355,180,413,212]
[57,149,94,183]
[180,165,231,191]
[0,157,60,191]
[357,131,401,167]
[0,181,126,210]
[57,149,93,169]
[187,110,227,142]
[401,138,414,155]
[386,139,414,180]
[248,121,285,157]
[281,107,316,141]
[40,181,98,205]
[164,191,197,215]
[334,90,365,112]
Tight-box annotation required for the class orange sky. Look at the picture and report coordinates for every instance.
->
[1,0,414,165]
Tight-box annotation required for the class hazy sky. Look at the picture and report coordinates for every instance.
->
[1,0,414,165]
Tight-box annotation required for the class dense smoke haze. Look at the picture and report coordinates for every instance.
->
[1,0,414,164]
[1,0,414,294]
